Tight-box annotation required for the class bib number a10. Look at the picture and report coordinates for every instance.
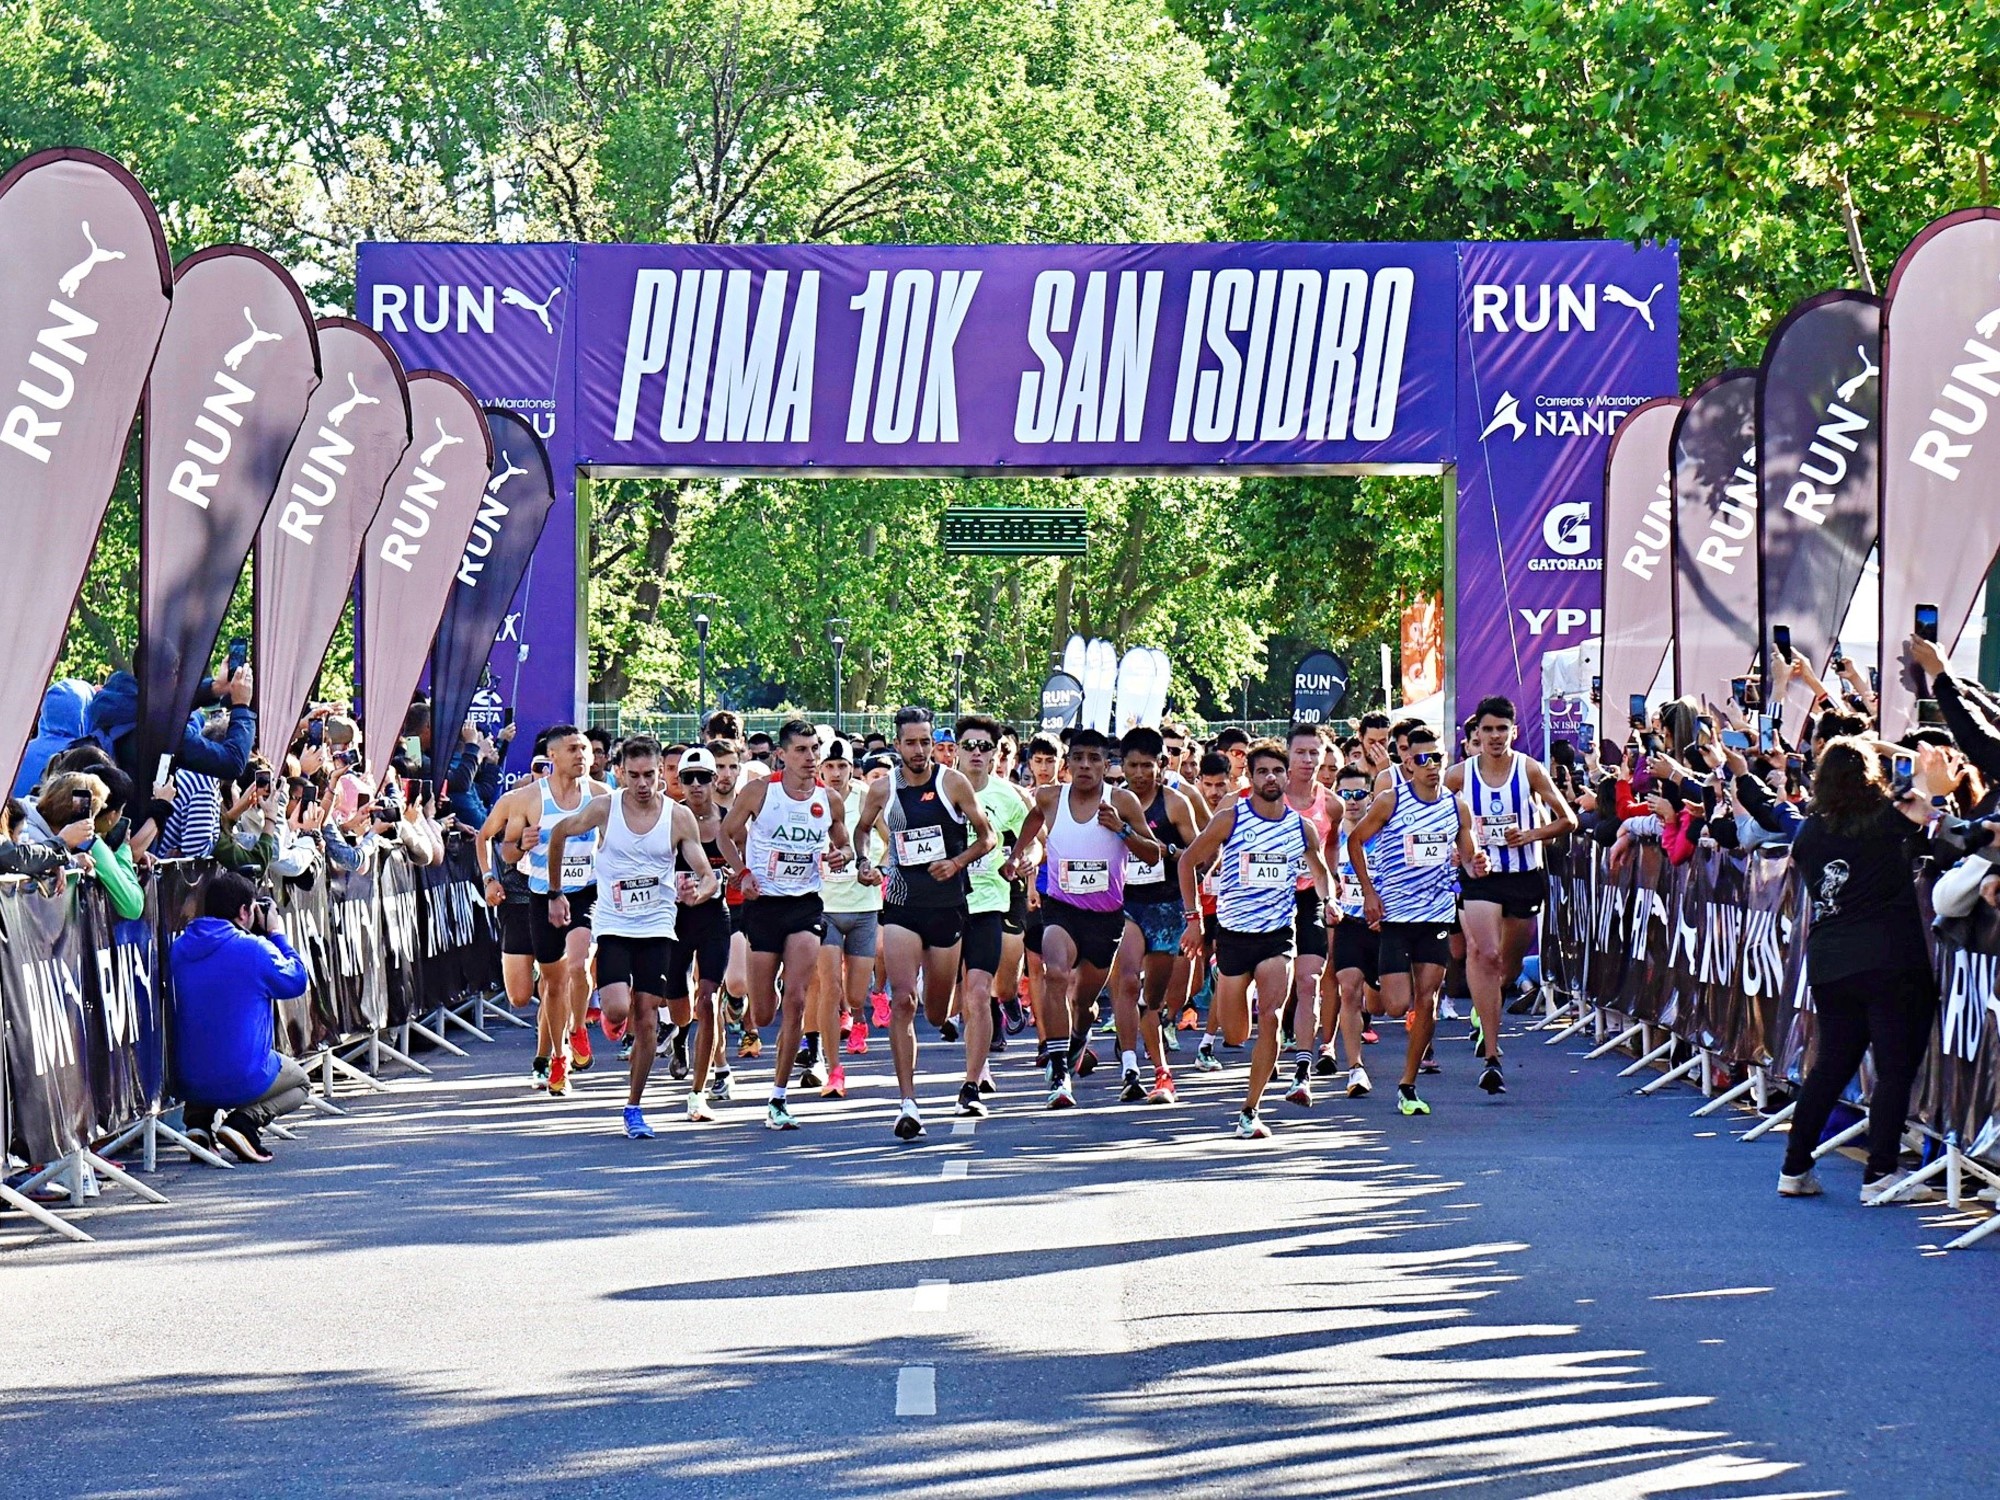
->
[1239,850,1292,889]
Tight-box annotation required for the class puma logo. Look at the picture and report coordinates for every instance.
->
[1834,344,1880,403]
[501,285,563,334]
[222,307,283,371]
[489,453,528,492]
[1604,282,1665,331]
[420,416,465,466]
[58,222,125,298]
[327,371,380,427]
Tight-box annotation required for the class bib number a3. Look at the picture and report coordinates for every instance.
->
[1058,858,1109,895]
[1123,853,1164,885]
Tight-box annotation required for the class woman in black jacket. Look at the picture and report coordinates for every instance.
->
[1779,737,1946,1204]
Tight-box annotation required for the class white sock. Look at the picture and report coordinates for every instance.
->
[771,1085,787,1102]
[1203,1032,1221,1051]
[900,1097,920,1115]
[1121,1049,1138,1075]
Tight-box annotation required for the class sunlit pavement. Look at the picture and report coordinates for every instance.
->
[4,1005,1996,1499]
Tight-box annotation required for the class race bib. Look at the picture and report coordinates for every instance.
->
[1474,812,1518,848]
[895,825,945,866]
[822,859,857,886]
[1058,858,1109,896]
[1239,849,1294,890]
[611,876,661,913]
[560,852,593,888]
[767,848,818,881]
[1123,853,1164,885]
[967,845,1004,879]
[1200,866,1220,897]
[1405,829,1453,867]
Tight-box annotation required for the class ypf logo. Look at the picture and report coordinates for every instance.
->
[1542,500,1592,556]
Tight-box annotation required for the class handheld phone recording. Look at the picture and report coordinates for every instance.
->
[1628,693,1647,726]
[1772,625,1793,663]
[1915,603,1940,644]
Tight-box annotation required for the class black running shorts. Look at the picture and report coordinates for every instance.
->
[1042,898,1124,970]
[882,901,966,953]
[735,892,825,955]
[528,888,596,965]
[1379,921,1454,973]
[962,910,1005,976]
[596,933,674,997]
[1457,868,1549,920]
[1215,924,1295,979]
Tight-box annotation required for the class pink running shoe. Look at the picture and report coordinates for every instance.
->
[846,1020,870,1055]
[822,1063,848,1099]
[870,990,891,1028]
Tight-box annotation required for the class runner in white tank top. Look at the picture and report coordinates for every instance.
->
[545,737,716,1139]
[1445,698,1576,1093]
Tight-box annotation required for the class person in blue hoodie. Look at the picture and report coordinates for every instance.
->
[12,679,93,797]
[86,665,257,787]
[168,869,311,1164]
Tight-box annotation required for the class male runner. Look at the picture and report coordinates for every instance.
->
[1018,734,1063,1049]
[720,720,854,1130]
[708,737,759,1059]
[1213,727,1252,790]
[1006,729,1161,1109]
[1281,723,1337,1086]
[545,737,716,1138]
[1445,696,1575,1093]
[1177,740,1333,1138]
[476,754,540,1055]
[1347,727,1481,1116]
[1319,762,1382,1095]
[818,738,885,1095]
[854,707,995,1137]
[671,747,738,1119]
[953,714,1031,1115]
[1112,727,1200,1104]
[489,725,607,1094]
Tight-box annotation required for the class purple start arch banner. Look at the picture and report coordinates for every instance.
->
[357,239,1677,754]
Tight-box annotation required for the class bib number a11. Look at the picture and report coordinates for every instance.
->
[611,876,661,913]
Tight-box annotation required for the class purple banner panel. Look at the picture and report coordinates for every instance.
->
[1599,398,1683,721]
[1880,209,2000,734]
[573,242,1458,473]
[1672,371,1761,705]
[253,319,411,762]
[0,149,172,792]
[358,371,494,781]
[1758,290,1880,717]
[138,247,320,786]
[429,411,558,761]
[1453,240,1681,754]
[358,243,577,770]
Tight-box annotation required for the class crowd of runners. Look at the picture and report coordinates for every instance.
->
[474,699,1576,1142]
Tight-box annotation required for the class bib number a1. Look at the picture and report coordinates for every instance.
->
[611,876,661,913]
[1474,812,1518,848]
[1239,849,1293,889]
[895,825,945,866]
[1058,858,1109,896]
[1405,829,1453,867]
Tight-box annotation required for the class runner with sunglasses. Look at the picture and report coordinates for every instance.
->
[953,715,1034,1114]
[1444,696,1575,1094]
[1320,761,1383,1095]
[1280,723,1337,1105]
[1346,727,1482,1116]
[674,747,742,1118]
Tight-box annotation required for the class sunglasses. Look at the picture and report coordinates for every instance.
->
[1337,788,1371,802]
[958,739,995,753]
[678,770,714,785]
[1411,752,1443,766]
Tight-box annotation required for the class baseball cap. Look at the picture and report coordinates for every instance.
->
[679,747,717,776]
[861,751,896,774]
[824,737,853,763]
[932,725,955,744]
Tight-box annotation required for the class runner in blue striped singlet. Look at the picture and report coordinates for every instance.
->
[1445,696,1577,1093]
[1177,739,1333,1141]
[1347,726,1480,1119]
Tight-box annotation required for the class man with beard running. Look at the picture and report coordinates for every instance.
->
[1006,729,1162,1109]
[1111,726,1200,1104]
[490,725,608,1095]
[544,738,716,1138]
[1319,761,1383,1096]
[1177,740,1334,1139]
[1347,726,1481,1116]
[720,721,855,1131]
[1444,696,1574,1094]
[853,708,996,1137]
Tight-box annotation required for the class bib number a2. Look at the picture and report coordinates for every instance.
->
[1405,830,1453,867]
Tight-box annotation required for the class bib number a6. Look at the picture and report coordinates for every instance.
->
[1058,858,1109,896]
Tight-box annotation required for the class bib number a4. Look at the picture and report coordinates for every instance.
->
[895,825,945,866]
[1058,858,1109,895]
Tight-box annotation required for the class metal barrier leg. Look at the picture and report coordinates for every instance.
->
[0,1181,91,1243]
[101,1111,232,1172]
[324,1048,392,1092]
[365,1030,433,1077]
[439,1002,493,1043]
[1741,1101,1794,1141]
[1618,1034,1677,1078]
[1693,1074,1759,1117]
[1543,1010,1595,1046]
[479,993,535,1031]
[1639,1050,1705,1094]
[1811,1117,1870,1161]
[1586,1021,1645,1060]
[1944,1158,2000,1249]
[404,1015,468,1058]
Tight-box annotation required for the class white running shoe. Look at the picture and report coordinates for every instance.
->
[1776,1168,1822,1197]
[1346,1064,1372,1099]
[1861,1170,1938,1205]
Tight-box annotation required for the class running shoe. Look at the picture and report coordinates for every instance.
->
[991,1027,1008,1054]
[765,1099,799,1130]
[1119,1068,1145,1103]
[1313,1049,1340,1077]
[669,1035,690,1080]
[822,1064,848,1099]
[216,1116,274,1164]
[1396,1083,1430,1117]
[939,1017,960,1043]
[1478,1061,1506,1095]
[1047,1073,1077,1109]
[686,1092,717,1123]
[1418,1046,1440,1076]
[1361,1022,1380,1045]
[1346,1064,1373,1098]
[1277,1030,1296,1053]
[1862,1170,1940,1206]
[712,1068,734,1102]
[1097,1012,1118,1037]
[723,990,749,1025]
[739,1030,763,1060]
[800,1058,826,1089]
[570,1026,594,1071]
[1234,1110,1272,1140]
[601,1010,629,1043]
[796,1037,816,1066]
[1441,997,1461,1021]
[977,1069,998,1096]
[1162,1025,1179,1054]
[1776,1168,1822,1197]
[1146,1068,1177,1105]
[957,1081,989,1117]
[533,1057,550,1091]
[1194,1044,1222,1073]
[547,1055,569,1096]
[618,1037,635,1064]
[1003,998,1028,1034]
[623,1106,655,1140]
[585,997,602,1025]
[871,990,891,1028]
[1469,1012,1485,1054]
[1074,1045,1099,1077]
[895,1102,927,1140]
[846,1020,871,1056]
[1285,1071,1313,1108]
[1178,1005,1199,1032]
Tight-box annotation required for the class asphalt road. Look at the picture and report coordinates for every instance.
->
[4,1003,1998,1499]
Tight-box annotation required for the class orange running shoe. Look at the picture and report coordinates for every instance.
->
[569,1025,593,1070]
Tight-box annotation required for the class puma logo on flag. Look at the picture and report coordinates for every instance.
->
[223,307,283,371]
[1479,392,1526,443]
[420,416,465,466]
[328,372,380,427]
[489,453,527,492]
[1835,344,1880,402]
[58,222,125,298]
[502,285,564,333]
[1603,282,1665,331]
